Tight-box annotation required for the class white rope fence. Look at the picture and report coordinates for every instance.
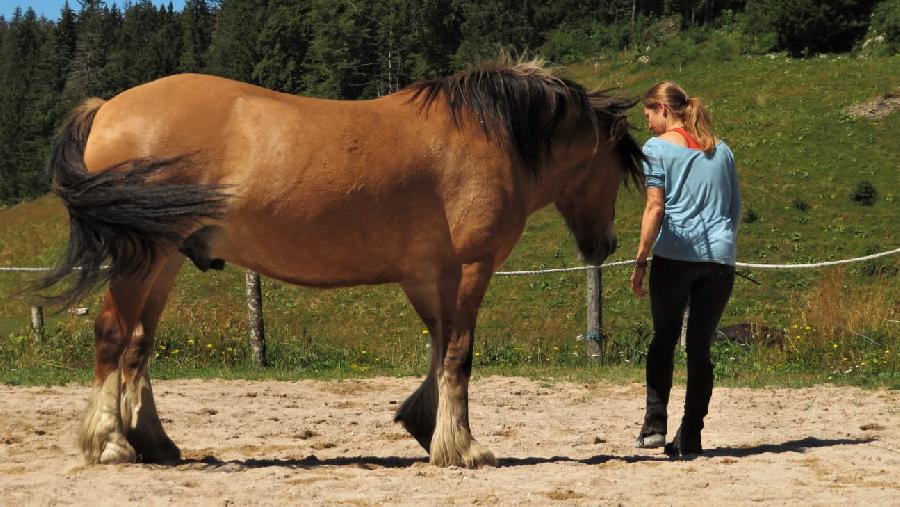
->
[494,247,900,275]
[1,247,898,275]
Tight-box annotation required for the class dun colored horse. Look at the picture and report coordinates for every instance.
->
[36,60,643,468]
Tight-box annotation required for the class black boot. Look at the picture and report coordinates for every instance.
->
[664,421,703,456]
[665,363,713,456]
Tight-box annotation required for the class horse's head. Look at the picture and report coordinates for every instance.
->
[405,59,644,265]
[551,93,645,265]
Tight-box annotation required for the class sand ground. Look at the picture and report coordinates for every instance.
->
[1,376,898,505]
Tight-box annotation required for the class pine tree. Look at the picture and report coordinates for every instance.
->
[68,1,112,98]
[179,0,213,72]
[207,0,269,83]
[301,0,372,98]
[0,8,48,203]
[253,1,310,93]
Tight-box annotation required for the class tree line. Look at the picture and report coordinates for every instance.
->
[0,0,894,205]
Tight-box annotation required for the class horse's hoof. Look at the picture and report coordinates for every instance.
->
[430,438,497,469]
[465,440,498,469]
[136,437,181,464]
[98,440,137,464]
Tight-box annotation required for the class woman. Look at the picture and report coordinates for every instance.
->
[631,81,741,456]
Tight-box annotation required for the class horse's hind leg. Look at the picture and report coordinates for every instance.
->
[119,256,184,463]
[80,258,172,464]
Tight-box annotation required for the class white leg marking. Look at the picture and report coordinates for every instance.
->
[80,369,136,464]
[429,374,496,468]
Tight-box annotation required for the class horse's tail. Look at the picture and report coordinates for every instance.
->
[32,98,231,307]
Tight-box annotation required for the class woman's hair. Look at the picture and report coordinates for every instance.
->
[642,81,716,153]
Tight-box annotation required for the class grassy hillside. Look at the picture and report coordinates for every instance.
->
[1,53,897,386]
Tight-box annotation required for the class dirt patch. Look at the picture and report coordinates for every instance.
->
[1,377,898,505]
[846,91,900,119]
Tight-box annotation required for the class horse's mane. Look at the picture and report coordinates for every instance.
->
[404,58,644,186]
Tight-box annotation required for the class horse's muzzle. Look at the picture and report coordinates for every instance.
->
[579,235,617,265]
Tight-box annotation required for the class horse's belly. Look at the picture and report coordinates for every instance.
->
[208,210,447,286]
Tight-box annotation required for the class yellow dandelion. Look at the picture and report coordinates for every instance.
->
[188,339,194,345]
[173,349,180,354]
[422,329,429,335]
[475,352,481,357]
[361,350,367,354]
[552,346,559,351]
[805,326,811,331]
[833,343,838,349]
[206,343,213,348]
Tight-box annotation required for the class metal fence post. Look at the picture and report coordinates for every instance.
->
[245,270,268,366]
[585,266,604,358]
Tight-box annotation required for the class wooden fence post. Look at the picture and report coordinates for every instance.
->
[31,306,44,342]
[584,266,604,358]
[245,270,268,366]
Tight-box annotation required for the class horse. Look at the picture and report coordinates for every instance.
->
[35,59,644,469]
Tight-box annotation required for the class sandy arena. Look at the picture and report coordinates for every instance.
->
[1,377,898,505]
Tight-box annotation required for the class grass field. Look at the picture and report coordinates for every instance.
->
[1,52,897,387]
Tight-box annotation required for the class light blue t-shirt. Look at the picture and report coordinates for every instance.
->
[642,137,741,265]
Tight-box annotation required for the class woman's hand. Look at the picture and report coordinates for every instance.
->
[631,264,647,297]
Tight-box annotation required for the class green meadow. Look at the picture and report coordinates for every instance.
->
[1,53,897,387]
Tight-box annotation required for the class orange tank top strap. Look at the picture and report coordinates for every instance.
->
[668,127,702,150]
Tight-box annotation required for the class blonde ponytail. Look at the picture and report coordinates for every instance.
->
[684,96,715,153]
[642,81,717,154]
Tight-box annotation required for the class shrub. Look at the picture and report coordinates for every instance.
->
[541,25,598,64]
[792,197,810,212]
[851,180,878,205]
[744,207,760,223]
[746,0,878,55]
[863,0,900,55]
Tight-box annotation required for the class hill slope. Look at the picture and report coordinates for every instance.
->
[0,54,897,384]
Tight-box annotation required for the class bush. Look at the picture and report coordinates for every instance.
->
[746,0,878,55]
[541,25,598,64]
[744,207,760,224]
[792,197,810,212]
[851,180,878,205]
[862,0,900,55]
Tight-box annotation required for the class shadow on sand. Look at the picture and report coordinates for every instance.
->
[166,436,874,470]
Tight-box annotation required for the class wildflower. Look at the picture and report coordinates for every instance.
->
[792,324,798,329]
[552,346,559,351]
[361,350,367,354]
[475,352,481,357]
[805,326,811,331]
[173,349,180,355]
[833,343,838,349]
[188,339,194,345]
[206,343,213,349]
[422,329,429,335]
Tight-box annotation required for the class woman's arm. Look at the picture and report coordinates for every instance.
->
[631,187,665,297]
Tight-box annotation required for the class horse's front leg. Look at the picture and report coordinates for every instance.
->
[397,261,497,468]
[430,261,497,468]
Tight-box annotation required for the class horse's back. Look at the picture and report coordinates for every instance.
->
[80,74,523,286]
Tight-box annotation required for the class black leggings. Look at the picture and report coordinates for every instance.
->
[641,256,735,437]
